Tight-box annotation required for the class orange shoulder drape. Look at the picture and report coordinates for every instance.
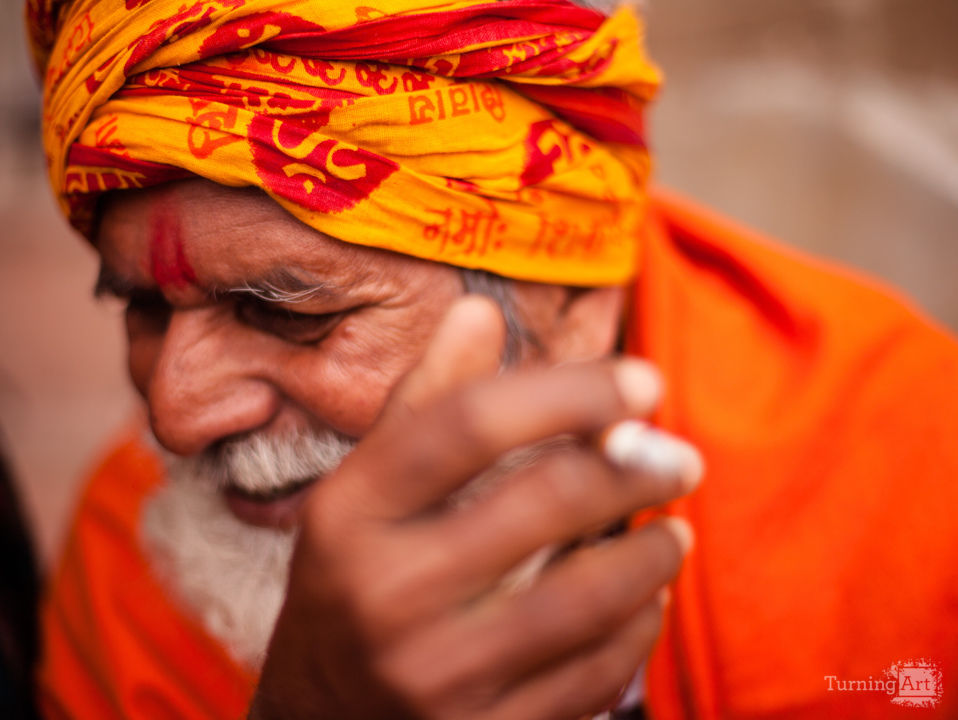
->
[636,190,958,718]
[39,434,256,720]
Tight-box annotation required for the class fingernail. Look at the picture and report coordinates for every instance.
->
[602,420,704,491]
[662,516,695,554]
[613,360,661,412]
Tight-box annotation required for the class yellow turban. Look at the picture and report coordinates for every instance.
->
[28,0,660,285]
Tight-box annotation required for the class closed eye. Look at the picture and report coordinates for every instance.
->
[233,297,346,345]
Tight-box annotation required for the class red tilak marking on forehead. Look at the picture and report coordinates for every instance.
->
[149,202,196,289]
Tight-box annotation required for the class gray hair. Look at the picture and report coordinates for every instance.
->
[458,268,540,367]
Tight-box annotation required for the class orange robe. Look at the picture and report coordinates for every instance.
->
[40,191,958,718]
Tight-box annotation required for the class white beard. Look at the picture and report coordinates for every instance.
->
[140,429,354,670]
[137,430,592,671]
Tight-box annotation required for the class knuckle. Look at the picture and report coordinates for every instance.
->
[578,575,635,631]
[578,545,636,605]
[352,578,409,640]
[378,639,497,719]
[353,539,460,642]
[353,570,423,639]
[560,555,659,635]
[370,552,430,605]
[524,566,622,640]
[530,453,603,525]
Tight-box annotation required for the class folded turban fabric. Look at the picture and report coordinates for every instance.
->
[28,0,660,285]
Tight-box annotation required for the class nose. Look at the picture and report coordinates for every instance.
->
[145,307,279,456]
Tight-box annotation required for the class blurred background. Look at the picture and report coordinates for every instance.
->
[1,0,957,566]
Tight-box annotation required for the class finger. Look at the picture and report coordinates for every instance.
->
[382,294,505,417]
[347,358,663,519]
[384,518,689,697]
[425,432,701,599]
[330,442,694,637]
[465,517,691,681]
[484,594,666,720]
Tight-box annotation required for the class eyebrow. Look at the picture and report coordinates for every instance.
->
[94,264,343,304]
[223,268,338,304]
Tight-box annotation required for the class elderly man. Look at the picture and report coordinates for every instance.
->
[28,0,958,718]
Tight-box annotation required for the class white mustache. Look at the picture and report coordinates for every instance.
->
[173,429,357,495]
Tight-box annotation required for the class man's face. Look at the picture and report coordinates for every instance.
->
[96,178,465,526]
[96,177,627,666]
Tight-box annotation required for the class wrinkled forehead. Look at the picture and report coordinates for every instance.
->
[97,180,280,252]
[94,178,429,299]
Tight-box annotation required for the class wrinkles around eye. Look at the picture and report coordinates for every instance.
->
[233,297,347,345]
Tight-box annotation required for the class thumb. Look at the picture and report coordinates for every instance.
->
[380,294,507,421]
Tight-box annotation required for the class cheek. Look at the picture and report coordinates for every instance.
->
[279,316,439,436]
[279,352,398,437]
[268,263,462,437]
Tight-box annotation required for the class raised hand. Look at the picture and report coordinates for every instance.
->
[251,296,701,720]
